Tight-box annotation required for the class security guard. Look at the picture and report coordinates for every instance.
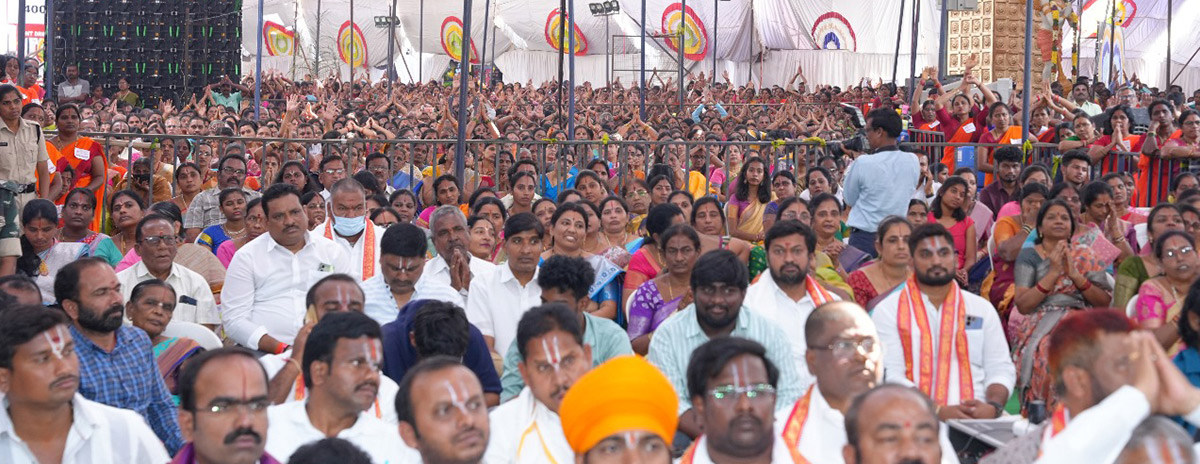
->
[0,84,52,275]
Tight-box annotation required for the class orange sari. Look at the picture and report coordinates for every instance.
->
[55,137,107,231]
[941,118,980,170]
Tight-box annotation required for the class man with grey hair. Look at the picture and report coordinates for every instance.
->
[1115,417,1197,464]
[319,178,383,281]
[422,205,494,302]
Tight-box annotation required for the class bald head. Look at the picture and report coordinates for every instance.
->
[329,178,366,196]
[805,301,873,345]
[804,301,881,411]
[844,385,941,464]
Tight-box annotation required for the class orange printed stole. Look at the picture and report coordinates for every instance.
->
[896,275,973,405]
[805,275,835,306]
[323,218,378,280]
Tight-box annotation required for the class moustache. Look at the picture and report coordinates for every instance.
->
[897,460,928,464]
[50,374,80,389]
[731,414,764,429]
[104,304,124,319]
[223,427,263,445]
[355,381,380,395]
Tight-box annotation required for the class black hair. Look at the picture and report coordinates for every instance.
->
[276,161,314,192]
[931,176,969,222]
[550,202,590,230]
[389,188,418,207]
[0,304,70,369]
[876,216,913,244]
[555,188,584,205]
[1048,181,1079,205]
[365,152,391,170]
[1179,109,1200,127]
[866,108,903,138]
[218,187,247,206]
[467,188,499,211]
[536,255,594,302]
[288,438,374,464]
[1061,149,1092,172]
[645,203,685,244]
[993,145,1023,165]
[0,274,39,301]
[597,195,630,219]
[504,212,545,239]
[471,196,508,223]
[412,301,470,359]
[379,222,428,258]
[1035,199,1078,245]
[63,187,97,211]
[370,206,400,224]
[395,356,466,427]
[177,347,269,411]
[647,174,675,194]
[134,213,175,242]
[1173,172,1199,193]
[734,156,771,204]
[432,174,460,205]
[691,196,725,226]
[261,183,301,217]
[1154,230,1195,262]
[770,169,797,189]
[1180,280,1200,348]
[806,166,834,190]
[216,153,248,173]
[352,171,382,196]
[667,190,693,208]
[659,223,702,253]
[514,303,585,360]
[1081,180,1114,208]
[509,170,536,189]
[53,257,109,306]
[1102,105,1134,136]
[774,197,808,221]
[129,279,176,305]
[303,273,362,309]
[318,155,345,172]
[765,220,817,254]
[110,189,147,213]
[808,192,843,217]
[690,249,749,291]
[301,311,381,388]
[1019,182,1051,202]
[0,84,21,102]
[906,223,957,255]
[685,336,779,400]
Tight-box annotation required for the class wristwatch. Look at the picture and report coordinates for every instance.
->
[987,401,1005,418]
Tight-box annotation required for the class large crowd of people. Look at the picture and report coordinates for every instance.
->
[4,48,1200,463]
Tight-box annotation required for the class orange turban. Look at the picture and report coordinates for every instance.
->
[558,355,678,454]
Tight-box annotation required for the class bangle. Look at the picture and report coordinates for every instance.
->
[1077,279,1093,292]
[1022,224,1033,234]
[1035,282,1052,294]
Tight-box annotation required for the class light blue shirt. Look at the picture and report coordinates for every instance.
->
[844,147,921,232]
[498,312,634,401]
[646,304,805,415]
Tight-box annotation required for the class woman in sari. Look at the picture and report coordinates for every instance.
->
[623,179,651,235]
[811,192,868,276]
[197,188,247,254]
[623,203,686,304]
[171,162,204,215]
[847,216,912,309]
[1078,180,1137,268]
[127,280,204,402]
[590,196,641,269]
[1103,172,1146,225]
[467,215,498,261]
[1012,199,1112,410]
[57,187,123,266]
[1115,204,1186,308]
[929,176,977,279]
[647,174,674,208]
[389,189,419,225]
[109,189,147,256]
[301,192,326,231]
[216,198,266,268]
[17,200,92,304]
[726,156,773,244]
[691,196,758,277]
[541,202,623,320]
[627,224,700,355]
[277,160,319,195]
[986,183,1048,335]
[417,175,462,228]
[976,102,1026,185]
[1089,105,1143,175]
[49,104,107,232]
[532,198,557,233]
[763,171,798,233]
[575,170,609,207]
[1135,230,1199,355]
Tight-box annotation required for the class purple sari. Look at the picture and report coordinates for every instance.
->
[627,280,684,340]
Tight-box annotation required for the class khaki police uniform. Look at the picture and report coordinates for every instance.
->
[0,117,50,256]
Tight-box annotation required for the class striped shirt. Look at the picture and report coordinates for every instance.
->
[646,304,805,415]
[183,186,262,231]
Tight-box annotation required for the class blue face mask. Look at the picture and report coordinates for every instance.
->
[333,215,366,236]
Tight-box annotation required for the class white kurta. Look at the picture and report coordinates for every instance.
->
[465,264,542,356]
[258,350,401,425]
[319,219,384,282]
[871,286,1016,406]
[264,401,419,464]
[484,387,574,464]
[743,272,838,388]
[1036,385,1200,464]
[0,394,169,464]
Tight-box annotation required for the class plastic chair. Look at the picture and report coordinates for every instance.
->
[161,320,223,350]
[1125,295,1139,319]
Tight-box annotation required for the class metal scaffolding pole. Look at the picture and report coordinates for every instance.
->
[454,0,473,182]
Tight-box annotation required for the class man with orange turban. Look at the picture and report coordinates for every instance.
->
[559,355,677,464]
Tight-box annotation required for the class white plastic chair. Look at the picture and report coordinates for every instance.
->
[1134,223,1148,250]
[1125,295,1139,319]
[161,321,223,350]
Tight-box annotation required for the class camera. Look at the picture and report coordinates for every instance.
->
[827,132,868,158]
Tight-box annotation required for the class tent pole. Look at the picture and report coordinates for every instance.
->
[480,0,491,87]
[419,0,424,82]
[712,0,717,82]
[254,0,264,121]
[455,0,473,182]
[891,0,906,87]
[937,0,948,81]
[388,0,397,89]
[907,0,920,103]
[679,0,686,115]
[315,0,321,75]
[568,0,577,140]
[1167,0,1172,88]
[1022,0,1032,141]
[558,0,566,124]
[639,0,646,119]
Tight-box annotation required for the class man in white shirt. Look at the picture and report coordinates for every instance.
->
[397,357,491,464]
[680,337,795,463]
[116,214,219,328]
[485,304,593,463]
[362,222,462,325]
[0,304,169,463]
[744,220,844,385]
[259,274,402,425]
[317,179,382,282]
[264,311,417,463]
[223,183,352,353]
[982,309,1139,463]
[316,156,348,201]
[872,223,1015,419]
[174,347,281,464]
[55,64,89,104]
[778,301,957,464]
[466,212,544,356]
[424,205,495,299]
[843,384,944,464]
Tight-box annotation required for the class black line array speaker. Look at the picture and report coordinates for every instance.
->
[52,0,243,105]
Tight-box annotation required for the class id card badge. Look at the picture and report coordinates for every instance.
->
[962,123,977,134]
[317,263,334,272]
[74,147,91,161]
[965,315,983,330]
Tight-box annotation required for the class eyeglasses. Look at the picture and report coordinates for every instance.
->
[136,299,176,312]
[708,384,776,404]
[221,167,247,176]
[197,398,272,415]
[809,338,877,359]
[1164,246,1196,260]
[627,190,649,197]
[368,166,389,173]
[323,168,347,175]
[140,235,180,247]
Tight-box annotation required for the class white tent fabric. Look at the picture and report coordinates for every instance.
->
[239,0,1200,89]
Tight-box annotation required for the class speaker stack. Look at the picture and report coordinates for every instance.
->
[52,0,243,105]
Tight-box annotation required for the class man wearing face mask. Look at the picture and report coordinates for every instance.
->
[264,311,418,462]
[872,224,1015,420]
[484,304,594,463]
[55,257,185,454]
[320,179,383,282]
